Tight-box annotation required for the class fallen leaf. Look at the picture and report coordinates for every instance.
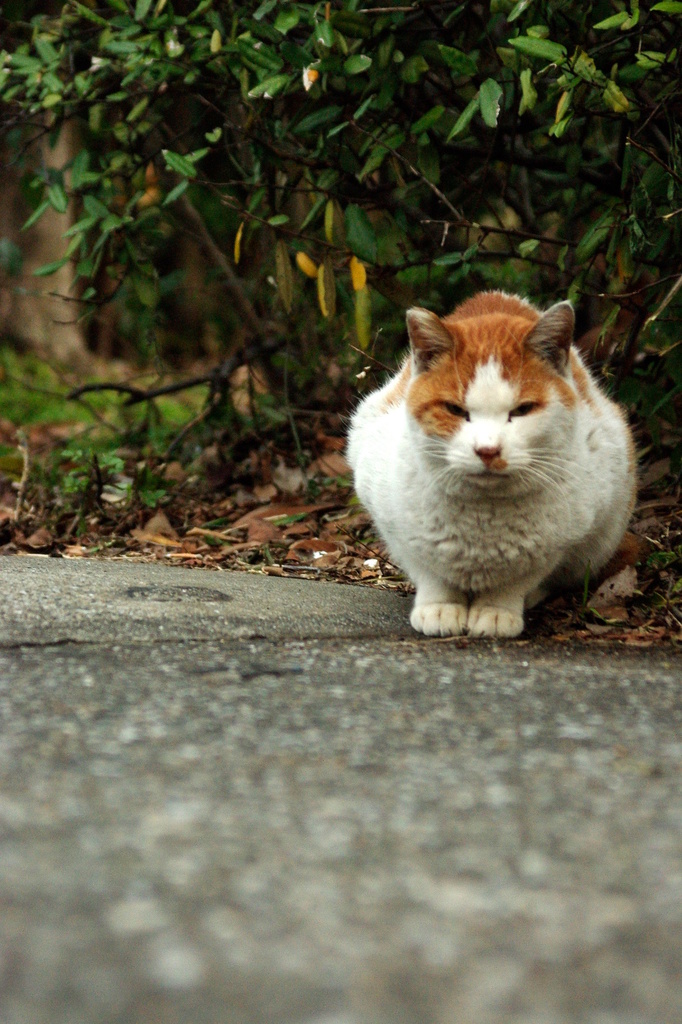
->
[253,483,278,502]
[162,461,186,483]
[247,519,283,544]
[287,537,341,557]
[62,544,89,557]
[306,451,351,479]
[590,565,637,613]
[232,501,337,529]
[130,529,183,547]
[24,527,53,549]
[142,511,177,538]
[272,458,306,494]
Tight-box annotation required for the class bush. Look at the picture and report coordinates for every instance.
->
[2,0,682,461]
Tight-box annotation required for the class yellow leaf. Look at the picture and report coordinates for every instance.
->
[354,285,372,349]
[349,255,366,291]
[234,221,244,265]
[210,29,222,53]
[603,80,629,114]
[324,199,335,243]
[555,90,571,123]
[317,257,336,318]
[296,251,318,278]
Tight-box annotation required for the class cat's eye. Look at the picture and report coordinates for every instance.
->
[509,402,538,418]
[444,402,469,420]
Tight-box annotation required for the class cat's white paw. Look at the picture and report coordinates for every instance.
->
[467,605,524,638]
[411,602,468,636]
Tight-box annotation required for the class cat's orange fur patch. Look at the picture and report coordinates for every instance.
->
[569,350,595,406]
[378,359,410,411]
[407,294,575,435]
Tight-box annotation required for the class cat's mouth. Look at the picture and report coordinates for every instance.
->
[468,469,509,485]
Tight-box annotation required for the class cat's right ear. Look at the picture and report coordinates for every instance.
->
[406,308,454,373]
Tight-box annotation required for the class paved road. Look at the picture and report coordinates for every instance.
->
[1,556,681,1023]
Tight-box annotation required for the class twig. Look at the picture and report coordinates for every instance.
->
[175,192,270,340]
[165,391,223,458]
[350,120,465,222]
[643,272,682,329]
[13,430,30,522]
[615,305,649,387]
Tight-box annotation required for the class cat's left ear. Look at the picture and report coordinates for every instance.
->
[525,301,574,373]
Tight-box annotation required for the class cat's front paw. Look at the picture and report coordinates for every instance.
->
[467,605,524,638]
[411,602,468,637]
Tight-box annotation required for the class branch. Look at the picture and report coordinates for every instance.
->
[174,192,270,340]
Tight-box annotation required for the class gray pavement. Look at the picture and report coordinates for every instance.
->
[1,555,682,1024]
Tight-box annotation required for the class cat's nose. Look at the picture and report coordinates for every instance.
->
[475,443,502,467]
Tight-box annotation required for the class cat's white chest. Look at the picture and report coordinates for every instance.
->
[395,468,561,591]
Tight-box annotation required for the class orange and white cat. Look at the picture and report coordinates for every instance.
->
[347,292,636,637]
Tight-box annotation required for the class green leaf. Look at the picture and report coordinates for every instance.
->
[353,95,374,120]
[446,95,479,140]
[254,0,277,19]
[315,20,334,48]
[344,204,377,264]
[433,243,479,267]
[162,180,189,206]
[652,0,682,10]
[358,145,388,181]
[47,183,68,214]
[518,238,540,257]
[247,74,291,98]
[436,45,477,76]
[83,195,110,219]
[411,105,445,135]
[479,79,504,127]
[267,214,289,226]
[134,0,153,19]
[293,105,343,134]
[400,54,429,83]
[519,67,537,114]
[275,9,300,33]
[593,11,630,29]
[508,37,566,62]
[33,256,69,277]
[70,1,108,25]
[574,212,615,263]
[343,54,372,75]
[162,150,197,177]
[34,37,59,64]
[508,0,535,21]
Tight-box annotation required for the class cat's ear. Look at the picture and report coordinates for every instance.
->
[406,308,454,373]
[525,301,574,372]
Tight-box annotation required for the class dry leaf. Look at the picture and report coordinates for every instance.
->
[590,565,637,613]
[272,459,306,494]
[142,511,177,538]
[306,451,351,479]
[246,519,283,544]
[62,544,89,558]
[231,500,337,530]
[131,529,183,548]
[25,527,53,549]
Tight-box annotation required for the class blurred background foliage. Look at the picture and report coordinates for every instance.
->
[1,0,682,467]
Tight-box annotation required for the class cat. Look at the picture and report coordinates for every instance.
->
[347,291,637,638]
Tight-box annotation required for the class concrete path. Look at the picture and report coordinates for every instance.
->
[1,555,681,1024]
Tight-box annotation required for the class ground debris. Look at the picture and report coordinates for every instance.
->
[0,417,680,643]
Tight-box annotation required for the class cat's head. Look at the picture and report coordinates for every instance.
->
[404,295,576,491]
